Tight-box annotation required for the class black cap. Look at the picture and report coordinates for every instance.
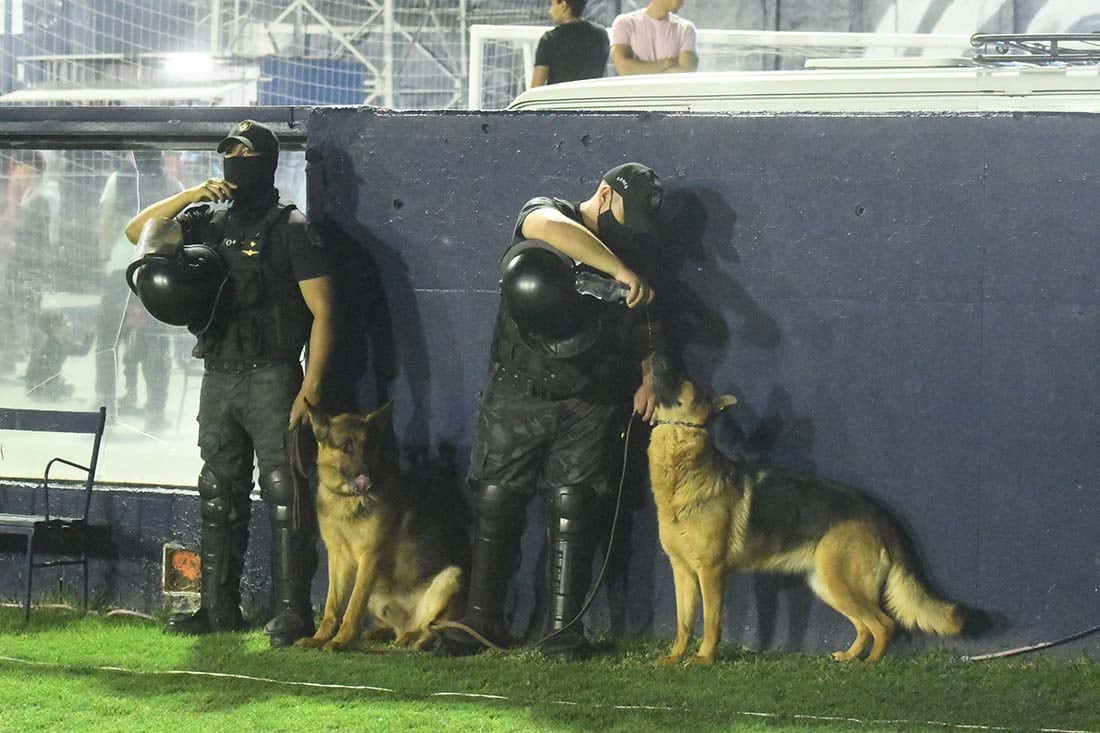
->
[216,119,279,156]
[602,162,662,234]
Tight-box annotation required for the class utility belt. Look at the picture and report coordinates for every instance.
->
[490,363,592,402]
[204,358,297,374]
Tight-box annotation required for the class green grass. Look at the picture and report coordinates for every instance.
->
[0,609,1097,732]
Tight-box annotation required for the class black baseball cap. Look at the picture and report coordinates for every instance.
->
[216,119,279,155]
[602,162,662,234]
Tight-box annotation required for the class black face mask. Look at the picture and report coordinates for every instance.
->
[223,154,277,209]
[597,197,637,254]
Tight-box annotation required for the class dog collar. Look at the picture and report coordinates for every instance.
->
[653,419,708,430]
[327,487,364,498]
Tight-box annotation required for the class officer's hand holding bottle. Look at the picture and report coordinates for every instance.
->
[614,265,655,309]
[186,178,237,204]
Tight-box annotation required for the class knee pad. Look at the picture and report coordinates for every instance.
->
[197,465,225,500]
[548,485,594,536]
[198,465,250,525]
[471,482,528,528]
[259,465,296,524]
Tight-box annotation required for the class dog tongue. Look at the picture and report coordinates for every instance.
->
[355,474,371,493]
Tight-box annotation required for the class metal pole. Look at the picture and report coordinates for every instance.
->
[457,0,467,109]
[459,0,467,76]
[210,0,221,54]
[233,0,240,52]
[383,0,394,108]
[3,0,14,95]
[521,41,533,90]
[467,24,482,109]
[773,0,782,70]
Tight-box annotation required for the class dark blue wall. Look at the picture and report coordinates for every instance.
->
[3,108,1098,659]
[302,108,1100,657]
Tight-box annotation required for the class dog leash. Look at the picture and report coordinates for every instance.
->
[963,623,1100,661]
[287,424,312,529]
[429,620,510,653]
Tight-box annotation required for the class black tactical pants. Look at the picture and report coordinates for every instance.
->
[468,378,620,497]
[197,362,303,486]
[194,361,316,628]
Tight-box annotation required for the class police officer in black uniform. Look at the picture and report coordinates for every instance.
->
[124,120,335,647]
[439,163,663,660]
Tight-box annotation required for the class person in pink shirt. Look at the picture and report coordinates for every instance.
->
[610,0,698,76]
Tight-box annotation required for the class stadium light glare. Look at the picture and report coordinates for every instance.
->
[162,53,215,78]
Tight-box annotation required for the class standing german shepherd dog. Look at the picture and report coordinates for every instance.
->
[647,355,962,664]
[296,401,466,652]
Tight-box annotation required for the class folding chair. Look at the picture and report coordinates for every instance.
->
[0,406,107,621]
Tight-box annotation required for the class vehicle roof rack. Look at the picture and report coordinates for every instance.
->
[971,33,1100,66]
[805,57,976,70]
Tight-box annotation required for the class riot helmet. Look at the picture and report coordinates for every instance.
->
[126,219,227,334]
[499,239,601,359]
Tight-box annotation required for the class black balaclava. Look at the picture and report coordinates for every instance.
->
[223,154,278,213]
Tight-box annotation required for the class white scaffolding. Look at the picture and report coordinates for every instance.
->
[4,0,472,108]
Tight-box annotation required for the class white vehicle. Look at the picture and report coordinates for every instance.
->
[506,34,1100,114]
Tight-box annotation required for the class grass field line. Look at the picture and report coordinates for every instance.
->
[1,652,1096,733]
[0,653,398,693]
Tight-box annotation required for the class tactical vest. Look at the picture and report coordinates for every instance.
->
[193,201,313,362]
[490,296,632,401]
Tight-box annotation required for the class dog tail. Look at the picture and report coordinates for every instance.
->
[883,554,963,636]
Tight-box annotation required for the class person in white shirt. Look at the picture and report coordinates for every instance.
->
[610,0,698,76]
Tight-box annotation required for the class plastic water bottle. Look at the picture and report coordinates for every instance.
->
[575,269,630,303]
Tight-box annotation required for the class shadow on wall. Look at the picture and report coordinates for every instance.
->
[306,142,445,454]
[306,144,394,415]
[650,185,821,649]
[305,141,471,543]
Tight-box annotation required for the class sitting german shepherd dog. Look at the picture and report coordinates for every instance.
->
[296,401,466,652]
[647,355,962,664]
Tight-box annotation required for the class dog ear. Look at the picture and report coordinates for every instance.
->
[306,400,331,442]
[712,394,738,412]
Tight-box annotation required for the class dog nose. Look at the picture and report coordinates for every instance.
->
[355,474,372,493]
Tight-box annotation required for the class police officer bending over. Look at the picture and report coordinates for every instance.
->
[439,163,662,660]
[124,120,335,647]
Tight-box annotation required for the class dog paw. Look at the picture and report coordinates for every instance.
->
[294,637,327,649]
[831,651,855,662]
[687,654,715,666]
[394,632,417,647]
[322,638,350,653]
[656,655,684,667]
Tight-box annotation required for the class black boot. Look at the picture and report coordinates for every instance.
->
[438,483,527,657]
[541,486,596,661]
[261,466,318,648]
[165,468,249,635]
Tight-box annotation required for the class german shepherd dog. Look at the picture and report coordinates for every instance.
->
[296,401,466,652]
[647,355,962,664]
